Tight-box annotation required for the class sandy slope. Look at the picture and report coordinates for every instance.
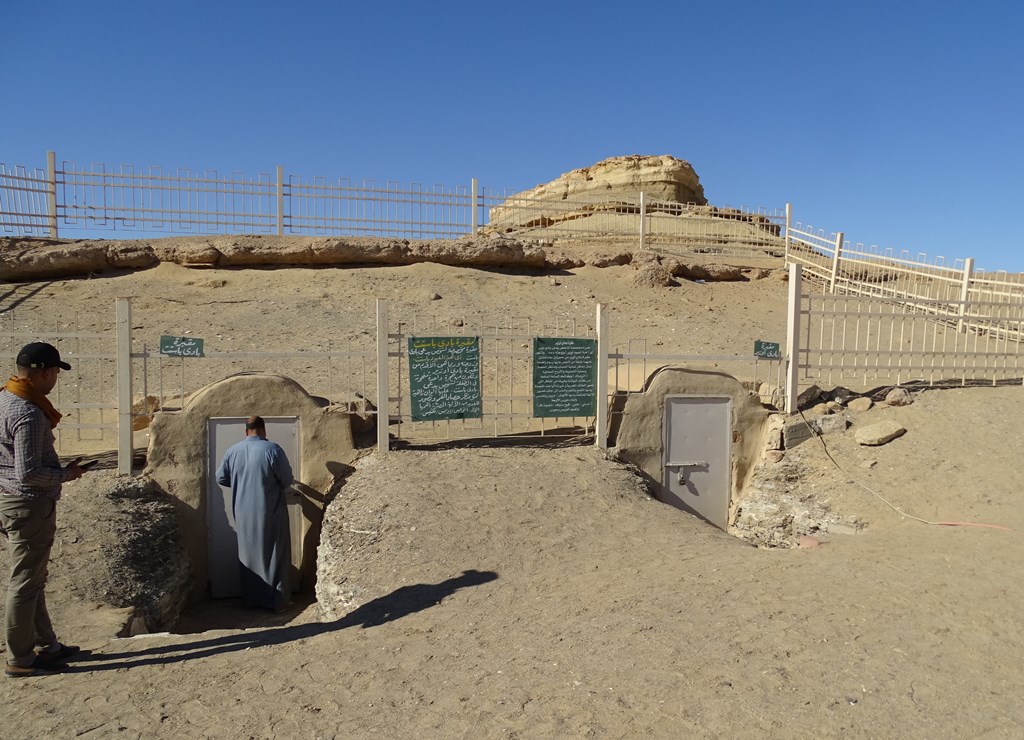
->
[1,256,1022,738]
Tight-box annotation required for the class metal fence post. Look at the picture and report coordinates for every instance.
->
[784,202,792,262]
[276,165,284,236]
[46,150,58,238]
[638,191,646,252]
[785,263,802,414]
[828,231,845,294]
[471,178,478,235]
[376,299,390,454]
[595,303,609,449]
[958,257,975,333]
[116,298,133,475]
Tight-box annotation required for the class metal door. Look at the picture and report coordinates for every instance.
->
[663,396,731,529]
[207,417,301,598]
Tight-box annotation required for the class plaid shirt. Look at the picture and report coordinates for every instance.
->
[0,389,68,500]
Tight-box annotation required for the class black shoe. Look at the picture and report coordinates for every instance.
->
[36,643,80,664]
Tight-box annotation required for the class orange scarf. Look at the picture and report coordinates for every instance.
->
[3,376,63,428]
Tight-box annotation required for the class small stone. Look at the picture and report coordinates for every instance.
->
[428,292,442,301]
[811,415,850,436]
[861,460,877,468]
[855,420,907,446]
[810,403,831,416]
[797,384,824,408]
[847,397,873,413]
[765,450,785,463]
[885,388,914,406]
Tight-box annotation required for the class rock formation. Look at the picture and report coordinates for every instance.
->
[486,155,707,233]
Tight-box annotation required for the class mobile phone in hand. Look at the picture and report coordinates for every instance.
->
[79,459,99,470]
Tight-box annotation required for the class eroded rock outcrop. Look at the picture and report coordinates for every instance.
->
[486,155,706,233]
[0,235,548,280]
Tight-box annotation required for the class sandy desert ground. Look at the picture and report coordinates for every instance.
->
[1,246,1022,738]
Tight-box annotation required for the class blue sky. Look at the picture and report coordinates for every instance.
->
[5,0,1023,271]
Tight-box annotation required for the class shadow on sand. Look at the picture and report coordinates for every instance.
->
[66,569,498,674]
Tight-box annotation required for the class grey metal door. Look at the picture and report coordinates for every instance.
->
[207,416,301,598]
[663,396,731,529]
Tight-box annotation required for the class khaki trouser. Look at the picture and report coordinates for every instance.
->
[0,496,58,667]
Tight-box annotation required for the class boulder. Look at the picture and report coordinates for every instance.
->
[847,397,873,413]
[674,263,746,282]
[811,414,850,436]
[885,388,914,406]
[632,265,677,288]
[797,384,824,409]
[855,420,907,446]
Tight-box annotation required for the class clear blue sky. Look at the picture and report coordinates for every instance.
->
[5,0,1023,271]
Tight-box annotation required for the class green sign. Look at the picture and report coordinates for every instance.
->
[160,335,205,357]
[408,336,482,422]
[532,337,597,418]
[754,340,781,359]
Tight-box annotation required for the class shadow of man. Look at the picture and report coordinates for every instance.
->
[66,569,498,673]
[336,569,498,628]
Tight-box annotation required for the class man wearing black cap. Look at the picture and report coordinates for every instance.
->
[0,342,90,677]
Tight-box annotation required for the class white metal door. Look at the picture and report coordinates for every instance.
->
[663,396,731,529]
[207,417,301,598]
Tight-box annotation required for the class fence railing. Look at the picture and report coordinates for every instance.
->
[785,220,1024,344]
[3,298,784,474]
[784,263,1024,411]
[1,153,788,260]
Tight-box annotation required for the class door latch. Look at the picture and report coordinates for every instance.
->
[666,461,708,485]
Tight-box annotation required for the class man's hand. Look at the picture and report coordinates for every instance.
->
[65,458,88,481]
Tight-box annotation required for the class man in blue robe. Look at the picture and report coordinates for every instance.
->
[215,416,294,611]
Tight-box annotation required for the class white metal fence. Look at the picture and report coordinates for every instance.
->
[1,153,787,259]
[786,219,1024,341]
[784,264,1024,411]
[2,298,783,474]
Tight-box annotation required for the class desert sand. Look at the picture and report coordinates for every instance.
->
[1,249,1022,738]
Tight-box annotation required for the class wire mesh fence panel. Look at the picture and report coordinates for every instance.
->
[0,309,119,454]
[798,292,1024,390]
[0,163,51,236]
[56,161,279,234]
[285,177,473,239]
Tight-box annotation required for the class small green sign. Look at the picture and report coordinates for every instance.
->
[160,335,205,357]
[754,340,781,359]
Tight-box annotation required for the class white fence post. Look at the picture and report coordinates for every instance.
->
[46,150,58,239]
[829,231,845,294]
[595,303,608,449]
[376,298,390,454]
[785,263,802,414]
[276,165,285,236]
[958,257,975,333]
[784,202,792,262]
[638,191,646,252]
[471,178,478,235]
[116,298,133,475]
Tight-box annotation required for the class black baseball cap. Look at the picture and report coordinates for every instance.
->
[16,342,71,371]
